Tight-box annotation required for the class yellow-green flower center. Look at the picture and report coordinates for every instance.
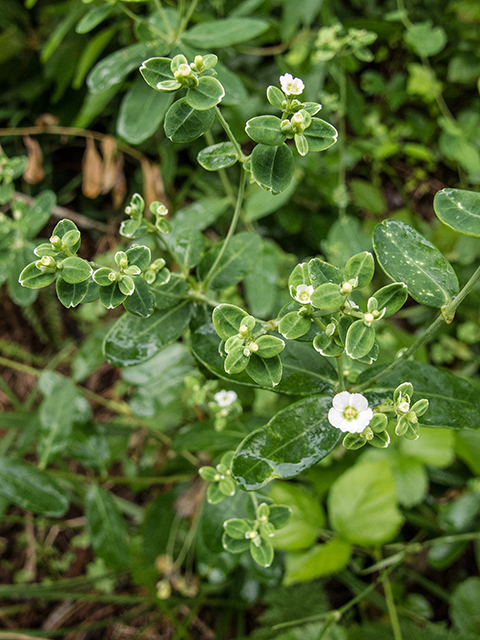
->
[343,406,358,421]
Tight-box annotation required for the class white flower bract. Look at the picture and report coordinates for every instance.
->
[280,73,305,96]
[214,390,237,408]
[328,391,373,434]
[294,284,314,304]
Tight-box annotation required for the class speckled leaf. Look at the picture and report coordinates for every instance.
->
[434,188,480,238]
[373,220,459,307]
[232,396,341,490]
[197,142,238,171]
[359,360,480,431]
[191,323,335,396]
[103,301,193,367]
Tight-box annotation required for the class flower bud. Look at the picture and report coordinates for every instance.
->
[341,281,353,294]
[363,312,375,325]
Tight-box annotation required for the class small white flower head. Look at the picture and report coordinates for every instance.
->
[214,390,238,408]
[328,391,374,434]
[280,73,305,96]
[294,284,314,305]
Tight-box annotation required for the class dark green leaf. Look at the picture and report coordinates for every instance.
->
[56,277,88,308]
[308,258,343,286]
[251,143,295,195]
[124,276,154,317]
[76,3,113,34]
[434,188,480,238]
[18,262,56,289]
[61,256,92,284]
[88,43,157,93]
[173,227,205,270]
[182,17,269,48]
[22,190,56,238]
[198,232,262,289]
[99,282,127,309]
[212,304,247,340]
[164,98,215,143]
[245,115,286,146]
[151,273,189,309]
[245,354,282,387]
[197,142,238,171]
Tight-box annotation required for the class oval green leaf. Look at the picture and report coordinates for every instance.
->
[245,115,286,146]
[197,142,238,171]
[186,76,225,110]
[139,56,175,90]
[56,277,88,308]
[164,98,215,143]
[182,17,269,48]
[198,232,262,290]
[251,143,295,195]
[345,320,375,359]
[433,188,480,238]
[303,118,338,152]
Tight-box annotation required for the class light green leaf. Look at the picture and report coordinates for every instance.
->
[373,219,459,307]
[433,188,480,238]
[197,142,238,171]
[88,43,157,93]
[186,76,225,110]
[182,17,269,48]
[0,457,69,517]
[251,143,295,195]
[350,179,386,215]
[170,198,229,234]
[139,56,174,90]
[164,98,215,143]
[245,115,286,146]
[308,258,343,286]
[284,538,352,585]
[198,231,262,289]
[373,282,408,317]
[76,3,113,34]
[344,251,375,288]
[21,190,56,239]
[450,577,480,636]
[328,460,403,545]
[19,262,56,289]
[212,303,248,340]
[61,257,92,284]
[85,485,129,571]
[103,301,194,366]
[245,354,282,387]
[303,118,338,152]
[232,396,341,490]
[311,282,345,310]
[244,176,298,222]
[250,536,274,567]
[404,21,447,58]
[279,311,311,339]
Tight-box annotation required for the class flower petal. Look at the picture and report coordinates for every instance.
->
[328,407,344,428]
[353,408,373,432]
[349,393,369,412]
[332,391,351,411]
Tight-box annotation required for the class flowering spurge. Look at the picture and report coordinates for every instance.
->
[279,73,305,96]
[328,392,390,450]
[198,452,236,505]
[374,382,429,441]
[222,502,292,568]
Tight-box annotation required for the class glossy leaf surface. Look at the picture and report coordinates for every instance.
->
[123,276,154,317]
[232,395,341,490]
[186,76,225,110]
[245,116,285,145]
[197,142,238,171]
[251,143,295,195]
[373,220,459,307]
[245,354,282,387]
[88,43,157,93]
[303,118,338,151]
[433,188,480,238]
[164,98,215,143]
[56,277,88,308]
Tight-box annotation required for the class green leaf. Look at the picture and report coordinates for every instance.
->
[284,538,352,585]
[139,56,174,90]
[279,311,311,339]
[311,282,345,310]
[224,346,250,374]
[433,188,480,238]
[192,323,335,396]
[170,197,229,234]
[373,282,408,317]
[88,43,157,93]
[361,360,480,431]
[323,215,371,268]
[373,219,459,307]
[214,61,248,106]
[245,115,286,145]
[244,176,298,222]
[197,142,238,171]
[56,277,88,308]
[173,227,205,270]
[222,531,251,553]
[123,276,154,317]
[126,245,151,271]
[303,118,338,152]
[103,301,194,367]
[117,75,174,144]
[182,17,269,48]
[450,577,480,636]
[18,262,56,289]
[294,133,309,156]
[186,76,225,110]
[99,282,127,309]
[267,85,285,109]
[255,335,285,358]
[85,485,129,571]
[22,190,56,239]
[198,231,262,289]
[245,354,282,387]
[76,3,112,34]
[404,21,447,58]
[313,333,344,357]
[329,460,404,545]
[268,505,292,530]
[224,518,252,540]
[61,256,92,284]
[251,143,295,195]
[0,457,69,517]
[350,179,386,215]
[164,98,215,143]
[151,274,189,309]
[52,219,81,253]
[250,536,274,567]
[345,321,375,359]
[232,396,342,490]
[212,303,248,340]
[344,251,375,288]
[308,258,343,286]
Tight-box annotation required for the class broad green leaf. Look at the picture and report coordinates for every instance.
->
[18,261,56,289]
[225,346,249,374]
[186,76,225,110]
[215,62,247,106]
[232,396,341,490]
[245,354,282,387]
[402,427,455,468]
[173,227,205,270]
[198,231,262,289]
[85,485,129,571]
[255,335,285,358]
[139,56,174,90]
[269,482,325,551]
[245,115,286,145]
[345,321,375,359]
[192,323,335,396]
[164,98,215,143]
[308,258,343,286]
[279,311,311,339]
[125,245,151,271]
[21,190,56,239]
[103,301,193,366]
[328,460,403,545]
[455,430,480,475]
[56,277,88,308]
[76,3,112,34]
[88,43,157,93]
[303,118,338,152]
[450,577,480,636]
[250,536,274,567]
[373,219,459,307]
[313,333,344,357]
[360,360,480,431]
[61,256,92,284]
[123,276,154,317]
[372,282,408,317]
[284,538,352,585]
[197,142,238,171]
[244,174,298,221]
[117,75,174,144]
[212,303,248,340]
[0,457,69,517]
[99,282,126,309]
[199,489,249,555]
[311,282,345,310]
[244,240,280,318]
[251,143,295,195]
[344,251,374,288]
[433,188,480,238]
[72,26,117,90]
[170,197,229,234]
[151,273,189,309]
[182,17,269,48]
[404,21,447,58]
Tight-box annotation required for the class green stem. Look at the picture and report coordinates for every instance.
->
[153,0,174,37]
[204,130,237,206]
[180,0,200,34]
[0,376,23,411]
[118,3,168,41]
[375,549,403,640]
[200,171,247,292]
[214,107,246,161]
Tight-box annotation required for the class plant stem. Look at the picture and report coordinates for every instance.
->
[48,470,192,485]
[180,0,200,34]
[353,263,480,393]
[153,0,174,38]
[214,107,246,161]
[200,171,247,292]
[375,549,403,640]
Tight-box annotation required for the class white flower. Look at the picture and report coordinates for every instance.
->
[328,391,373,434]
[214,390,237,408]
[294,284,314,304]
[280,73,305,96]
